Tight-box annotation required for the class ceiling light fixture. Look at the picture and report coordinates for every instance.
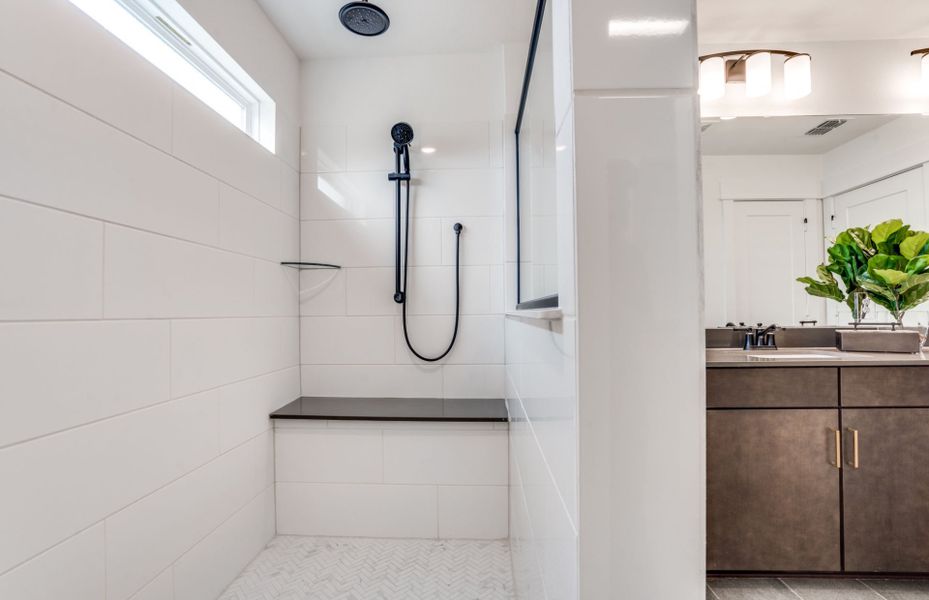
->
[698,50,812,100]
[607,19,688,37]
[420,147,436,154]
[911,47,929,91]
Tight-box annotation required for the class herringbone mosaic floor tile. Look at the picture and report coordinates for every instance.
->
[218,536,515,600]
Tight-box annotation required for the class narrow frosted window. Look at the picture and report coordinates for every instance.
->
[69,0,276,152]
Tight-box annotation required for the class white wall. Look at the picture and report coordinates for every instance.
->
[571,0,705,597]
[702,155,824,326]
[503,4,580,597]
[0,1,300,598]
[700,39,929,118]
[298,52,506,399]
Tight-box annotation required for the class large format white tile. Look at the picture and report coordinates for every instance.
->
[0,0,172,150]
[403,266,494,316]
[438,486,508,539]
[0,72,220,246]
[345,268,400,316]
[254,260,299,317]
[442,217,504,266]
[0,320,170,448]
[383,429,508,485]
[300,120,347,174]
[275,428,383,483]
[302,169,504,221]
[300,316,395,364]
[219,184,286,262]
[128,570,173,600]
[299,269,347,316]
[395,315,504,365]
[104,225,255,319]
[0,392,219,575]
[172,87,280,209]
[173,487,275,600]
[105,433,272,600]
[171,317,298,398]
[219,367,300,452]
[0,197,102,320]
[276,482,438,538]
[301,219,442,268]
[300,365,444,398]
[0,524,105,600]
[443,365,505,398]
[280,162,301,218]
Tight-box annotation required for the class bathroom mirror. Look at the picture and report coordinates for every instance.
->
[514,0,557,309]
[702,113,929,328]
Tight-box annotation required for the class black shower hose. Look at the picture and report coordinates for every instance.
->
[399,177,462,362]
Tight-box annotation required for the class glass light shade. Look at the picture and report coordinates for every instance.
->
[745,52,772,98]
[784,54,812,99]
[699,57,726,100]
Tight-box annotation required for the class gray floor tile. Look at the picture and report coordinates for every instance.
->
[707,578,798,600]
[708,584,720,599]
[781,578,881,600]
[861,579,929,600]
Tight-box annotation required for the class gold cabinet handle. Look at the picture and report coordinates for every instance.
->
[848,428,860,469]
[834,429,842,469]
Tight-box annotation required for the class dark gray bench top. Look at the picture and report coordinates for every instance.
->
[270,397,508,422]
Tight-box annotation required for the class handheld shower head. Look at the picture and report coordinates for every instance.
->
[391,122,414,147]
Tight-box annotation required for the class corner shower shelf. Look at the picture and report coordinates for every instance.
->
[280,262,341,270]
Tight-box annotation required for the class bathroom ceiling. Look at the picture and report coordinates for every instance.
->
[701,115,900,155]
[698,0,929,43]
[255,0,535,59]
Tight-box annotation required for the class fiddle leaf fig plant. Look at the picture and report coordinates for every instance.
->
[798,219,929,324]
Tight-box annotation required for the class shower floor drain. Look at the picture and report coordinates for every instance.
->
[218,535,514,600]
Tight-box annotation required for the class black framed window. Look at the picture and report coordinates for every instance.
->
[515,0,558,310]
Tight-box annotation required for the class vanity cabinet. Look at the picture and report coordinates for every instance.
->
[842,408,929,572]
[708,365,929,575]
[707,409,841,571]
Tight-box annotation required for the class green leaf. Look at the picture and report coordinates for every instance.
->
[797,277,844,302]
[905,254,929,274]
[902,282,929,311]
[868,254,908,274]
[901,232,929,259]
[898,272,929,294]
[873,268,909,286]
[872,219,904,243]
[858,272,897,302]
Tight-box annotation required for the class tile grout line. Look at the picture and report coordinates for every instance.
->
[778,578,804,599]
[859,580,891,600]
[705,581,721,600]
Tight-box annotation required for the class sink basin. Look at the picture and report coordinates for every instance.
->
[747,353,839,360]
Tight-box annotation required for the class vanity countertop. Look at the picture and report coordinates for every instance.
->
[270,396,508,422]
[707,347,929,368]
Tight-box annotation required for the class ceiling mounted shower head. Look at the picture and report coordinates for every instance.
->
[391,122,414,146]
[339,1,390,37]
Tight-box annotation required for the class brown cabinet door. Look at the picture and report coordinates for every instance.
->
[843,408,929,572]
[841,368,929,407]
[707,409,841,571]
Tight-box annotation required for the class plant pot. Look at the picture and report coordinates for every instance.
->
[836,329,923,354]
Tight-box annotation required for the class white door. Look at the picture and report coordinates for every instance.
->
[829,168,928,325]
[832,168,926,233]
[726,200,823,326]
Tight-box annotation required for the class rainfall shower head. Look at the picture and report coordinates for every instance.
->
[339,1,390,37]
[391,122,414,146]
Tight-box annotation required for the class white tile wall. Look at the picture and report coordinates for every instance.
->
[0,197,103,321]
[0,524,106,600]
[0,320,170,448]
[277,482,439,538]
[0,0,300,597]
[299,52,506,401]
[274,422,508,539]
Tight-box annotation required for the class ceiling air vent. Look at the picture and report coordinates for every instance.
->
[805,119,848,136]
